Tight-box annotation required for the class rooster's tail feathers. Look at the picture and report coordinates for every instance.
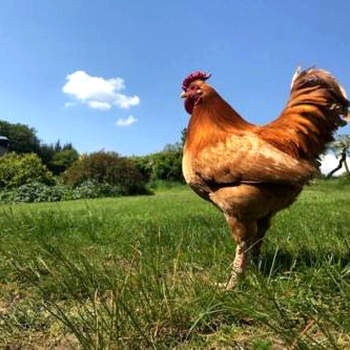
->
[290,67,349,121]
[290,66,302,89]
[260,67,349,161]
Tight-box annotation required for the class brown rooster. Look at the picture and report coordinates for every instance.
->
[180,68,349,289]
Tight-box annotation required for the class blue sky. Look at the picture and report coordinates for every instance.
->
[0,0,349,157]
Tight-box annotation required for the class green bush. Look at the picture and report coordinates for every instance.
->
[132,156,152,182]
[38,142,79,175]
[0,189,15,203]
[0,153,54,189]
[0,183,65,204]
[64,152,149,195]
[13,182,59,203]
[71,180,100,199]
[71,180,131,200]
[151,151,183,182]
[48,148,79,175]
[133,150,184,183]
[0,180,147,204]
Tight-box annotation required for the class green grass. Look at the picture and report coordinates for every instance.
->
[0,180,350,349]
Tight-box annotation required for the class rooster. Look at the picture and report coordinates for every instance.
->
[180,68,349,289]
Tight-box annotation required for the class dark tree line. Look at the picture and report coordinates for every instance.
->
[0,120,78,175]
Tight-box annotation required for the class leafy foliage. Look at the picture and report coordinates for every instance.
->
[63,151,148,195]
[151,151,183,181]
[38,141,79,175]
[11,182,69,203]
[133,150,184,183]
[71,180,140,199]
[0,120,79,175]
[0,120,40,154]
[0,153,54,189]
[49,148,79,175]
[0,180,146,204]
[133,130,186,183]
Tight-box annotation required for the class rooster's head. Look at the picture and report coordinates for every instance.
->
[181,71,212,114]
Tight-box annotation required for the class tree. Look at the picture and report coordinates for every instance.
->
[49,148,79,175]
[162,142,182,152]
[37,143,56,166]
[0,120,79,175]
[326,134,350,178]
[38,141,79,174]
[0,152,54,189]
[63,151,147,194]
[0,120,40,154]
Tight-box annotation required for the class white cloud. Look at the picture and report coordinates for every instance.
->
[88,101,111,110]
[116,115,137,127]
[62,71,140,110]
[320,153,349,175]
[113,94,140,109]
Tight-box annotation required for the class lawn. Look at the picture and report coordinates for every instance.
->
[0,180,350,349]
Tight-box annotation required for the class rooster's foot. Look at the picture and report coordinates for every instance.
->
[224,242,247,290]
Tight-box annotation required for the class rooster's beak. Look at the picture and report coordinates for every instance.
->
[180,91,187,98]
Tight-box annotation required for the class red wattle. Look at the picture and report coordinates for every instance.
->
[185,98,194,114]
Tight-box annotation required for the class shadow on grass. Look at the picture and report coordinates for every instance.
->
[257,247,350,277]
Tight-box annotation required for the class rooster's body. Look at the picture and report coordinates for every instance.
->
[181,69,349,289]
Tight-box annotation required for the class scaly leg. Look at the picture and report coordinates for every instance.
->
[225,216,257,290]
[226,241,247,290]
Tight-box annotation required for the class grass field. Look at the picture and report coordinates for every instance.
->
[0,180,350,349]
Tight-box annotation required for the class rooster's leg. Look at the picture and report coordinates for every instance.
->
[251,215,272,259]
[225,216,257,290]
[226,241,247,290]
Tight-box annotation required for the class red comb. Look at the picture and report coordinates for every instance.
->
[182,71,211,91]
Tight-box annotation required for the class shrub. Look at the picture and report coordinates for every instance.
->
[5,182,73,203]
[70,180,136,200]
[64,152,148,195]
[132,156,152,182]
[0,189,15,203]
[38,142,79,175]
[133,151,184,183]
[150,151,183,182]
[13,182,55,203]
[71,180,101,199]
[0,152,54,189]
[0,180,150,204]
[48,148,79,175]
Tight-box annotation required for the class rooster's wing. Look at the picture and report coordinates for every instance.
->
[189,133,316,188]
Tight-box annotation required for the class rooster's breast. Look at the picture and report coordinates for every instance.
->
[182,150,212,200]
[182,150,197,185]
